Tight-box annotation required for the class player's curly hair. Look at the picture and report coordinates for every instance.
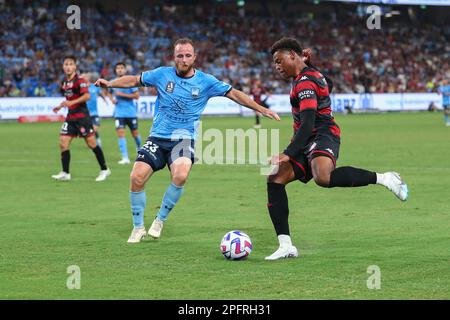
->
[270,37,303,56]
[63,55,77,64]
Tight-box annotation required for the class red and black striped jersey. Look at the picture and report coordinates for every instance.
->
[289,67,340,138]
[61,74,89,121]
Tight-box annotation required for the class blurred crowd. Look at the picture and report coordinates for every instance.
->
[0,0,449,97]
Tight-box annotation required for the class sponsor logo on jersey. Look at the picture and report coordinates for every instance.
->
[191,87,200,98]
[298,89,315,100]
[166,81,175,93]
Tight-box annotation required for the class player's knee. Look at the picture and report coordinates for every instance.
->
[313,174,330,188]
[59,140,69,151]
[267,173,287,185]
[130,171,146,191]
[172,173,188,186]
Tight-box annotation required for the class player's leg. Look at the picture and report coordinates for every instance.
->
[310,155,408,201]
[148,157,192,239]
[254,112,261,129]
[116,119,130,164]
[128,137,167,242]
[148,139,194,239]
[265,160,299,261]
[84,134,111,181]
[444,107,450,126]
[127,161,154,243]
[129,118,142,150]
[92,116,102,147]
[52,133,73,181]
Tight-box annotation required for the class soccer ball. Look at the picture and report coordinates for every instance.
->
[220,230,252,260]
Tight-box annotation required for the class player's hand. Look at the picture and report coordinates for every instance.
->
[52,106,61,113]
[269,153,290,165]
[302,48,312,64]
[95,78,110,88]
[261,109,280,121]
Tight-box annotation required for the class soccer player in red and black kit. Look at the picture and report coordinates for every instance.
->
[251,79,270,128]
[51,56,111,182]
[265,38,408,260]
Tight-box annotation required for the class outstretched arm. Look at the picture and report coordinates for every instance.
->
[225,88,280,121]
[53,92,90,113]
[95,75,141,88]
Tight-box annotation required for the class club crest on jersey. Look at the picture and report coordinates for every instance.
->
[166,81,175,93]
[191,87,200,98]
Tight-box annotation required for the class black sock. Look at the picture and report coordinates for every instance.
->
[255,114,260,125]
[95,132,100,139]
[329,166,377,188]
[92,146,107,170]
[61,150,70,173]
[267,182,290,236]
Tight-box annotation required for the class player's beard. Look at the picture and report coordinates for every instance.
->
[177,63,193,76]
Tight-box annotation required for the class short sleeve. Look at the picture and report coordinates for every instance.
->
[79,78,88,94]
[205,75,232,98]
[295,81,318,111]
[140,67,162,87]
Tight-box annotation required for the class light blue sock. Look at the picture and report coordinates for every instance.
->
[445,114,449,124]
[156,183,184,221]
[134,135,142,150]
[130,191,146,228]
[118,137,128,159]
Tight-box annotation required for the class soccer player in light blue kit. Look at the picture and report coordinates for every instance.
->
[82,72,104,147]
[112,62,142,164]
[95,38,280,243]
[437,78,450,126]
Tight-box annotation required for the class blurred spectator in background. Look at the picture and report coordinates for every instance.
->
[0,0,448,97]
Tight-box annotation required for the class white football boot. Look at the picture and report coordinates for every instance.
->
[52,171,71,181]
[95,168,111,182]
[148,218,164,239]
[118,158,131,165]
[379,172,408,201]
[265,245,299,261]
[127,227,147,243]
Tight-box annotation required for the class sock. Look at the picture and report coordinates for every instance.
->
[278,234,292,248]
[118,137,128,160]
[445,114,449,124]
[329,166,377,187]
[95,132,102,148]
[255,114,260,125]
[130,191,146,228]
[61,150,70,173]
[92,146,107,170]
[134,135,142,149]
[267,182,290,236]
[156,182,184,221]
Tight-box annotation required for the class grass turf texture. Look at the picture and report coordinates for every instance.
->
[0,112,449,299]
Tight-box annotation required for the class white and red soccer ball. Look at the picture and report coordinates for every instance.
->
[220,230,252,260]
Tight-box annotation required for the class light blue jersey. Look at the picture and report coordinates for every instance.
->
[87,84,100,116]
[140,66,232,140]
[114,87,139,118]
[439,85,450,106]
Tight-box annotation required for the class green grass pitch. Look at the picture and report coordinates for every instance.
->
[0,112,449,299]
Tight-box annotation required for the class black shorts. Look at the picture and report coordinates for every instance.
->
[90,116,101,127]
[115,117,138,131]
[136,136,195,172]
[60,118,95,138]
[287,134,340,184]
